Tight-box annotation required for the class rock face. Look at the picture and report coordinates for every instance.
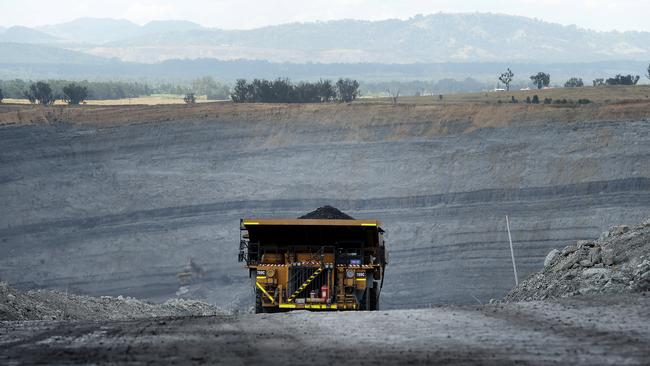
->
[504,219,650,301]
[0,113,649,309]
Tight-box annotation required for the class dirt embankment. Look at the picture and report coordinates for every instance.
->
[0,282,227,321]
[505,218,650,302]
[1,101,649,138]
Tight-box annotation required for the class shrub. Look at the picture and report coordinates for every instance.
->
[543,98,552,104]
[578,99,591,104]
[531,95,540,104]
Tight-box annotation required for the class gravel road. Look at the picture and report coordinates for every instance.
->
[2,294,649,365]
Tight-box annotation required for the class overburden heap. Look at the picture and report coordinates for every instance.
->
[505,218,650,302]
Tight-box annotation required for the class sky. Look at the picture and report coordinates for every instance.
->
[1,0,649,32]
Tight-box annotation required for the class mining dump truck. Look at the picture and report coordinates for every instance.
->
[238,216,388,312]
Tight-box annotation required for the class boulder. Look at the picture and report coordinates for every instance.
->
[544,249,560,267]
[577,240,595,248]
[589,247,602,265]
[610,225,630,236]
[579,259,593,267]
[582,268,610,278]
[602,250,615,266]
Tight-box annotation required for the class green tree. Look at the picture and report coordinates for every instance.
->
[317,79,336,102]
[531,95,540,104]
[191,76,230,100]
[564,77,584,88]
[606,74,640,85]
[231,79,252,103]
[593,78,605,87]
[530,72,550,89]
[336,78,360,103]
[499,68,514,91]
[62,83,88,105]
[24,81,55,105]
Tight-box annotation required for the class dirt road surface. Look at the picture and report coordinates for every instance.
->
[2,294,649,365]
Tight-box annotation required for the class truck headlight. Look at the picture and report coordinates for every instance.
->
[346,269,355,279]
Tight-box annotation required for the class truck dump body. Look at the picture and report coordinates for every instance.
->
[239,218,388,312]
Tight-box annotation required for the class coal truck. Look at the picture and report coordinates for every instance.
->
[238,217,388,313]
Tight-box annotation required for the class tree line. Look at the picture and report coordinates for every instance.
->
[230,78,359,103]
[0,77,231,104]
[498,63,650,90]
[0,79,154,101]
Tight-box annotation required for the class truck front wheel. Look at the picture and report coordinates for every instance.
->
[255,289,263,314]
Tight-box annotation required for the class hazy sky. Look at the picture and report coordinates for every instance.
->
[1,0,649,32]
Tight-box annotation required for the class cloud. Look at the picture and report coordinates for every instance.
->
[0,0,649,32]
[123,1,177,24]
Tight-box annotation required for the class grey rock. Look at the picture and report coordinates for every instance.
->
[602,250,615,266]
[577,240,595,248]
[598,231,611,242]
[582,268,611,278]
[589,247,602,264]
[544,249,560,267]
[610,225,630,236]
[579,260,594,267]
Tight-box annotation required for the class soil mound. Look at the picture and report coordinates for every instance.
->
[505,218,650,302]
[298,206,355,220]
[0,282,227,321]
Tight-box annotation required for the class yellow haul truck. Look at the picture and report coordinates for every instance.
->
[238,218,388,312]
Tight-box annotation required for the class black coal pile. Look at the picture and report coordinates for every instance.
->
[298,206,355,220]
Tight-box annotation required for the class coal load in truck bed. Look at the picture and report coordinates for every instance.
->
[298,206,355,220]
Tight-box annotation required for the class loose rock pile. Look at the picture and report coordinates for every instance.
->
[505,218,650,302]
[0,282,228,321]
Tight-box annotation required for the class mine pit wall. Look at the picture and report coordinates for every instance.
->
[0,107,649,309]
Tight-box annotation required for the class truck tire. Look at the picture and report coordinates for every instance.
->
[370,284,379,311]
[255,289,263,314]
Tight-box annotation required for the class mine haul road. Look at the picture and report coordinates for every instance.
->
[1,294,649,365]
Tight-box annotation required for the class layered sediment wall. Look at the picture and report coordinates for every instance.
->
[0,102,649,309]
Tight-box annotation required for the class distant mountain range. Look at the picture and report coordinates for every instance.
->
[1,14,650,64]
[0,13,649,83]
[0,42,646,85]
[35,18,203,44]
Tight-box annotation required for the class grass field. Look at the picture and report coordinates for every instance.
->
[2,94,224,106]
[364,85,650,105]
[2,85,650,106]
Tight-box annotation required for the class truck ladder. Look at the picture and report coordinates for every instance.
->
[288,267,323,302]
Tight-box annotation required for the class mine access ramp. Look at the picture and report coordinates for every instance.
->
[239,218,388,313]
